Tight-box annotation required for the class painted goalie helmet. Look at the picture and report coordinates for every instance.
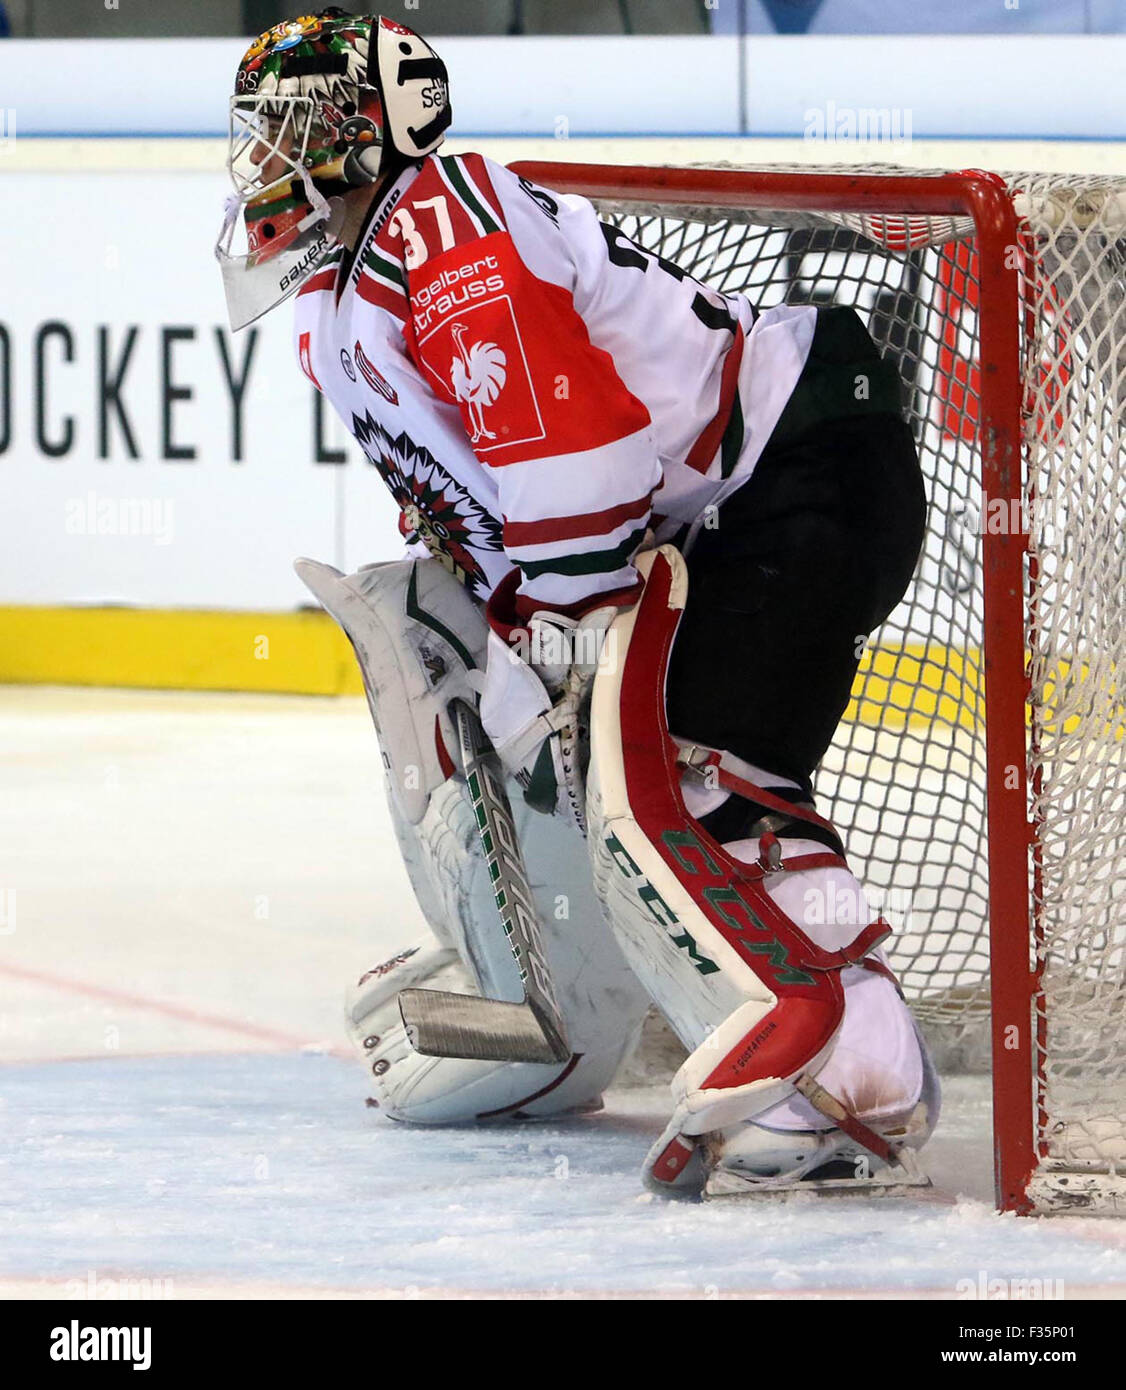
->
[216,9,451,329]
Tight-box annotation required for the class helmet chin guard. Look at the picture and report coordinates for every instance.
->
[215,182,344,332]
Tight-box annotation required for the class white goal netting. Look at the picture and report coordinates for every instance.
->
[588,167,1126,1209]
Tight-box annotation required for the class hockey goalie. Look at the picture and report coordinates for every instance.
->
[217,9,940,1197]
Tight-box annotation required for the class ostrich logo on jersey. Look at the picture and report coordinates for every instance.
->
[351,411,502,592]
[448,323,506,443]
[416,294,546,454]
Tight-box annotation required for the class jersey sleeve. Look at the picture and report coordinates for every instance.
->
[398,153,660,622]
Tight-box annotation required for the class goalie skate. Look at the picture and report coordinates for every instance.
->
[700,1108,933,1200]
[699,1016,941,1199]
[643,1039,938,1201]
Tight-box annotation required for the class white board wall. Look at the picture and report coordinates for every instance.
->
[0,35,1122,139]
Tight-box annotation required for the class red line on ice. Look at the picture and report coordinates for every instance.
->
[0,959,349,1057]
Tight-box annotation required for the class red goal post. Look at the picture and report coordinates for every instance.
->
[507,161,1126,1216]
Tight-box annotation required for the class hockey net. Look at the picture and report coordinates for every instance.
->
[512,162,1126,1215]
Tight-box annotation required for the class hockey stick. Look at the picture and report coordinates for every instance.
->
[397,699,571,1065]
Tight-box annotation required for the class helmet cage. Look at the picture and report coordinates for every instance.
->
[228,94,322,208]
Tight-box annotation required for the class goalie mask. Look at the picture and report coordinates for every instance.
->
[215,9,452,330]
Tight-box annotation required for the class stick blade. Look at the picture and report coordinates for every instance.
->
[398,988,570,1064]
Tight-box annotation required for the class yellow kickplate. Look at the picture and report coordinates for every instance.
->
[5,608,1095,740]
[0,605,364,696]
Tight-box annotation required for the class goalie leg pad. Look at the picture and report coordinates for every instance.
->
[589,548,877,1119]
[345,786,651,1122]
[298,556,651,1121]
[588,546,935,1191]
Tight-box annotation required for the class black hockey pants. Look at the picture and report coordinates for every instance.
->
[666,306,927,792]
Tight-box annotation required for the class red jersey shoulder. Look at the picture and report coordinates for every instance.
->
[376,154,508,273]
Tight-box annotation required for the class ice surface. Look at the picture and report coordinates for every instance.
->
[3,689,1125,1299]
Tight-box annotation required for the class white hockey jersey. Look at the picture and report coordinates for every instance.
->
[293,152,816,621]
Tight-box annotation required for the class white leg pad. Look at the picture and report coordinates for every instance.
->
[298,555,651,1122]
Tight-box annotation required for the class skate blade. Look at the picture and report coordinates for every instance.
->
[703,1149,932,1201]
